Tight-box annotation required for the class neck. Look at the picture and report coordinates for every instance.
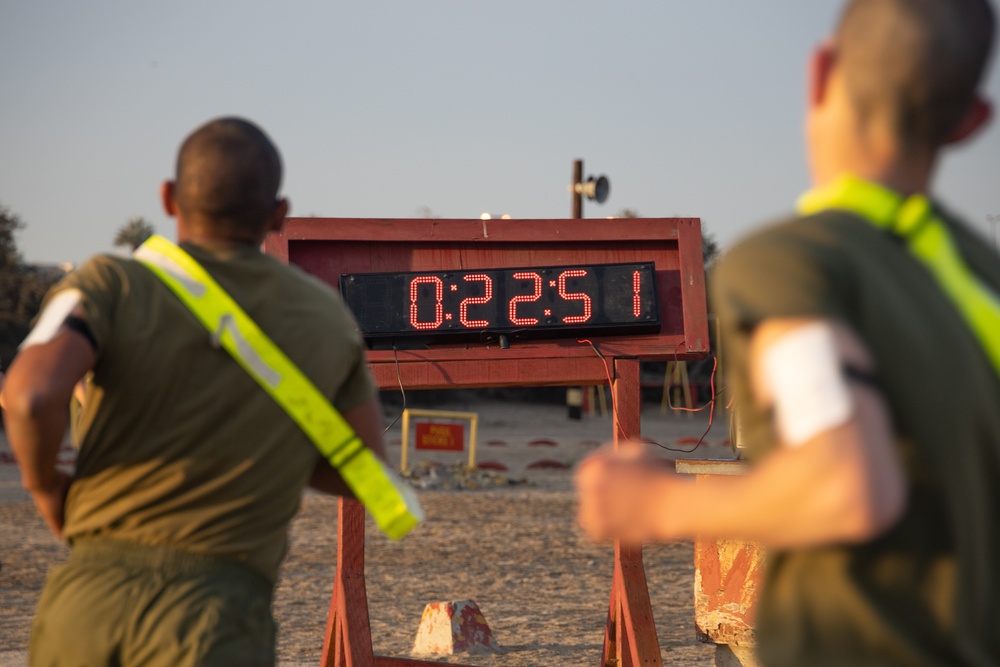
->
[810,106,938,196]
[176,224,263,252]
[814,147,937,198]
[833,157,935,197]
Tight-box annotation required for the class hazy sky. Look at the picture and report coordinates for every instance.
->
[2,1,998,265]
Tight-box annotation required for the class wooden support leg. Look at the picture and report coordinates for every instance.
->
[600,358,663,667]
[322,499,375,667]
[601,567,621,666]
[614,542,662,667]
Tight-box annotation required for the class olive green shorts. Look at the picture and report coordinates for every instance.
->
[30,538,276,667]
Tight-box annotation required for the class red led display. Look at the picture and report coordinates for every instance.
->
[557,269,592,324]
[633,270,642,318]
[340,262,660,339]
[409,276,443,330]
[509,271,541,326]
[460,274,493,327]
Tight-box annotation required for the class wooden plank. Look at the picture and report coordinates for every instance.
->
[368,343,674,364]
[280,217,694,243]
[677,219,711,355]
[289,242,683,287]
[371,357,611,391]
[367,336,703,368]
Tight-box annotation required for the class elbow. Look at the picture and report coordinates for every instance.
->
[2,384,68,423]
[866,474,908,538]
[837,467,907,543]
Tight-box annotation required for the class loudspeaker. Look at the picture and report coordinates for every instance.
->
[574,175,610,204]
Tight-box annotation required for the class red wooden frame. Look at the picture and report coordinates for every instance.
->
[264,217,710,667]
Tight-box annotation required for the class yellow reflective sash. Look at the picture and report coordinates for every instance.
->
[133,235,423,539]
[798,176,1000,378]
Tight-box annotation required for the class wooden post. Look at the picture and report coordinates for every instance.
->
[572,159,584,219]
[600,358,664,667]
[322,499,374,667]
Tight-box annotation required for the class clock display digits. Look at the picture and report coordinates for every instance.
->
[459,274,493,327]
[557,269,593,324]
[342,262,660,339]
[633,270,642,318]
[509,271,542,325]
[409,276,443,330]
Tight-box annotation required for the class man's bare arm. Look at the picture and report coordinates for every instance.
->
[576,318,907,548]
[307,394,388,496]
[1,326,97,537]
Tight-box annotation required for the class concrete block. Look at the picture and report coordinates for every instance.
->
[411,600,498,657]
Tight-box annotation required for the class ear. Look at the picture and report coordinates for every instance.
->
[808,42,836,109]
[267,198,289,233]
[160,181,178,217]
[945,96,992,145]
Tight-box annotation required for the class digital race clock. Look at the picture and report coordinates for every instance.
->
[340,262,660,340]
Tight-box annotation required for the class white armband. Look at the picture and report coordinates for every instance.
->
[20,289,84,349]
[761,321,853,447]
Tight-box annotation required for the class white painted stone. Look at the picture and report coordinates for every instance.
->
[411,600,498,656]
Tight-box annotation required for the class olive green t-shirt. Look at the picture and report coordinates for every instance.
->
[711,208,1000,666]
[53,243,375,583]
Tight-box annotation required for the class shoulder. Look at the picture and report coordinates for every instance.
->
[717,210,871,277]
[70,253,131,279]
[711,210,873,328]
[59,253,152,297]
[258,253,345,308]
[250,255,363,339]
[46,254,160,353]
[714,208,886,284]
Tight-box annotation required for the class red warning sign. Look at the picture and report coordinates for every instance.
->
[414,422,465,451]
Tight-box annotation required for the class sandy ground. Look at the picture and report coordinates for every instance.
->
[1,398,735,667]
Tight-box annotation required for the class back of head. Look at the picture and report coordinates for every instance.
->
[834,0,995,148]
[174,118,283,241]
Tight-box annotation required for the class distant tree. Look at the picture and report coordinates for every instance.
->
[0,203,23,269]
[702,228,721,269]
[0,203,63,374]
[615,208,641,218]
[417,206,439,219]
[114,217,155,251]
[1,205,25,345]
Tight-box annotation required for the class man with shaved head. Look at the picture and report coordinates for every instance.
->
[578,1,1000,664]
[173,119,283,242]
[2,118,387,665]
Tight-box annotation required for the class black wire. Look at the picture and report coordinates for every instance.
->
[381,342,407,436]
[580,338,720,454]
